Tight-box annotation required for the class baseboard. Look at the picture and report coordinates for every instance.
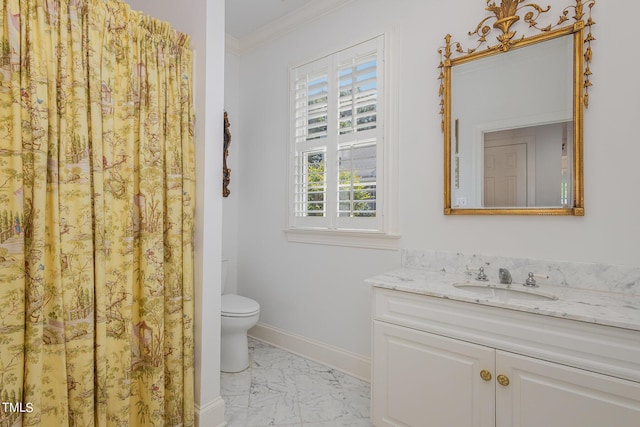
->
[195,396,226,427]
[248,322,371,382]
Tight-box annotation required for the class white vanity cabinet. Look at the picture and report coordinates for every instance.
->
[371,287,640,427]
[373,321,495,426]
[496,351,640,427]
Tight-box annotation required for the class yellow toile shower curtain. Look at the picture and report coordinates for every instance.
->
[0,0,195,425]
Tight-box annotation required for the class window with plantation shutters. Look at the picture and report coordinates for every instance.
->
[289,36,385,233]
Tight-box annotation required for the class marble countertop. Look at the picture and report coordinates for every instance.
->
[366,268,640,332]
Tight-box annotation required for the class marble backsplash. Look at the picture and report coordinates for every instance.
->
[402,249,640,296]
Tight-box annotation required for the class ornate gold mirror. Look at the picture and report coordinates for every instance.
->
[440,0,595,215]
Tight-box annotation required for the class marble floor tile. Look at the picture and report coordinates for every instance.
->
[223,394,250,426]
[220,338,372,427]
[222,368,252,396]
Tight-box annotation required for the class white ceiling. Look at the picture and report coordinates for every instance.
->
[225,0,315,40]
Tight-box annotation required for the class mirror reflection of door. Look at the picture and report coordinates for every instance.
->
[483,140,528,207]
[482,122,570,208]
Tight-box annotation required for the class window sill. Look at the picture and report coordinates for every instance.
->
[284,228,400,250]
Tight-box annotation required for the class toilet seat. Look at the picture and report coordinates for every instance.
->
[221,294,260,317]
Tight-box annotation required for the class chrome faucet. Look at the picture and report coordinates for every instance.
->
[498,268,512,285]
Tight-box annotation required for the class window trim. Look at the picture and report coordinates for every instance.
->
[284,228,400,250]
[285,31,399,249]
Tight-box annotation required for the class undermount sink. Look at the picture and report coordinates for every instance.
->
[453,282,558,301]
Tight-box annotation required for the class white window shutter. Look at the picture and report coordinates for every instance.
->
[289,36,384,232]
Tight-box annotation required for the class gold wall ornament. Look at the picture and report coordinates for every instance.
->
[478,1,551,51]
[223,111,232,197]
[439,0,595,216]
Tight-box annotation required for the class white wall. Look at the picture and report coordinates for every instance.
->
[125,0,225,424]
[223,49,241,296]
[231,0,640,361]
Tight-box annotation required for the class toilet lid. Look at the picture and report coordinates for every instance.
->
[221,294,260,316]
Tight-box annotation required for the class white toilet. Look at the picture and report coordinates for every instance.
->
[220,259,260,373]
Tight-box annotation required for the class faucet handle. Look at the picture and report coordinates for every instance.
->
[524,272,539,288]
[476,267,488,282]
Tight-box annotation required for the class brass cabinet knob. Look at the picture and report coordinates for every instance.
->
[497,374,510,386]
[480,370,492,382]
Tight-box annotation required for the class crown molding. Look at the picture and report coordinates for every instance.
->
[230,0,355,54]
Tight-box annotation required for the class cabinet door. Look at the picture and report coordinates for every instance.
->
[496,351,640,427]
[373,321,495,427]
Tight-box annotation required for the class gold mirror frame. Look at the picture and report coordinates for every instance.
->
[440,0,595,215]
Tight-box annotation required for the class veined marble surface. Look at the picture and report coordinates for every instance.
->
[366,250,640,332]
[222,338,371,426]
[402,249,640,296]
